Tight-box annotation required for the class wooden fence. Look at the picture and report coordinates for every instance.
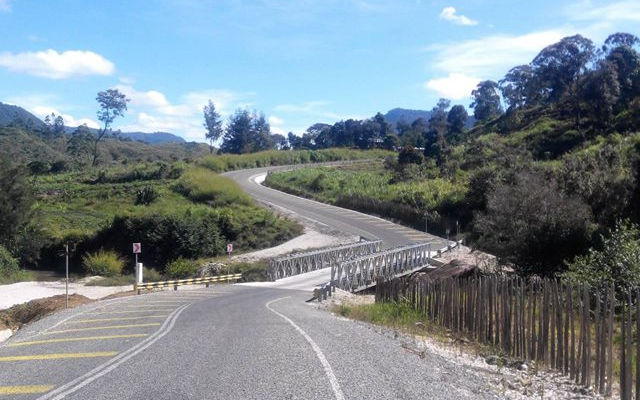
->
[376,275,640,399]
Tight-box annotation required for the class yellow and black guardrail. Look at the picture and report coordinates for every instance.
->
[134,273,242,294]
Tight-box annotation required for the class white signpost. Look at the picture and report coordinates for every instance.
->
[226,244,233,276]
[132,243,143,285]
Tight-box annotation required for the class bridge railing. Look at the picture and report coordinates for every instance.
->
[267,240,382,281]
[332,242,436,292]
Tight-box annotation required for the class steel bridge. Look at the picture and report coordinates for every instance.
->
[267,240,383,281]
[331,241,438,293]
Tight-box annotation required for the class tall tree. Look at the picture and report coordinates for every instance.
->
[94,89,129,166]
[446,104,468,143]
[252,112,273,151]
[0,155,34,250]
[43,113,65,137]
[471,81,502,122]
[220,109,253,154]
[203,100,223,153]
[531,35,595,130]
[499,65,537,109]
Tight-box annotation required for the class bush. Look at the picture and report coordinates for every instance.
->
[563,220,640,296]
[166,258,198,279]
[91,213,225,271]
[135,186,159,205]
[0,245,19,277]
[473,170,594,275]
[82,249,125,276]
[398,146,423,165]
[174,167,253,207]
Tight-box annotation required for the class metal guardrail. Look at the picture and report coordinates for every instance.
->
[134,273,242,294]
[332,242,437,293]
[267,240,382,281]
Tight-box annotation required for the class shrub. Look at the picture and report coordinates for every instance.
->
[174,167,252,207]
[0,245,19,277]
[398,146,423,165]
[563,220,640,296]
[166,258,198,279]
[473,170,594,275]
[135,186,159,205]
[82,249,125,276]
[91,213,225,270]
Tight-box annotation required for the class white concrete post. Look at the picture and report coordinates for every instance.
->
[136,263,144,285]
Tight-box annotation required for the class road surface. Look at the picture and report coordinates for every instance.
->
[224,165,449,291]
[224,166,448,249]
[0,165,497,399]
[0,286,502,399]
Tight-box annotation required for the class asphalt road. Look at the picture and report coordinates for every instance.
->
[0,286,502,399]
[0,165,491,399]
[223,166,449,249]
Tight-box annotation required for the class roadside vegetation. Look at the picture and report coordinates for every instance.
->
[0,155,305,283]
[267,32,640,279]
[197,148,393,172]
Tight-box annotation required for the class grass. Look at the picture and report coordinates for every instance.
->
[174,167,253,207]
[198,148,394,172]
[0,269,36,285]
[29,161,303,275]
[265,162,468,232]
[336,302,431,332]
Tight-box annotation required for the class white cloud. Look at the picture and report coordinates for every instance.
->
[115,86,254,142]
[268,116,285,134]
[273,101,358,121]
[0,0,10,12]
[425,73,481,100]
[568,0,640,23]
[439,7,477,26]
[0,49,115,79]
[9,102,100,129]
[268,116,284,126]
[429,29,569,78]
[115,85,170,108]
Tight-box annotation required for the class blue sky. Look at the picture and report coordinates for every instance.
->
[0,0,638,142]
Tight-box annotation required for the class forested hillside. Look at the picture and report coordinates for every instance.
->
[266,32,640,282]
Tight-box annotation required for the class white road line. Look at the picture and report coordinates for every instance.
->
[266,297,345,400]
[37,304,191,400]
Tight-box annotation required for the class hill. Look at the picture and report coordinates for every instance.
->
[0,102,185,145]
[384,107,475,129]
[383,108,433,126]
[0,102,45,129]
[119,131,185,144]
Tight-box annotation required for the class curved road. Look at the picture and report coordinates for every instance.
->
[0,286,501,399]
[224,166,448,249]
[0,165,499,400]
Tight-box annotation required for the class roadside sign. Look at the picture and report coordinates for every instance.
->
[226,243,233,254]
[133,243,142,254]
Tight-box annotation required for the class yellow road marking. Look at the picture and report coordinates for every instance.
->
[0,352,118,362]
[44,323,161,335]
[0,385,54,395]
[86,309,173,315]
[8,334,148,347]
[66,316,168,324]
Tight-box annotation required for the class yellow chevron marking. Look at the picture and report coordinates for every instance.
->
[8,334,148,347]
[44,323,161,335]
[0,352,118,362]
[0,385,55,394]
[66,316,168,324]
[86,309,173,315]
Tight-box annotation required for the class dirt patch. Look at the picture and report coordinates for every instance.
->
[0,294,94,331]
